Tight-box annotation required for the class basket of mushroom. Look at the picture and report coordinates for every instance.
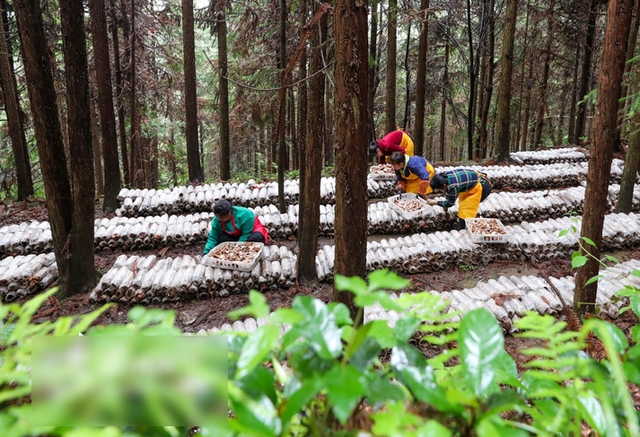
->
[465,218,509,243]
[388,193,431,220]
[204,241,264,272]
[369,163,396,180]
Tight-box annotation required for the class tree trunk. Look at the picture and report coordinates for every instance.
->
[368,0,378,143]
[299,2,326,281]
[217,2,230,181]
[495,0,517,162]
[533,0,555,147]
[90,96,104,197]
[520,55,535,151]
[183,0,204,182]
[414,0,429,156]
[479,0,495,159]
[277,0,287,212]
[557,71,569,145]
[15,0,74,295]
[440,34,449,161]
[466,0,479,160]
[130,0,143,188]
[0,0,33,200]
[386,0,397,132]
[568,44,580,144]
[574,0,599,144]
[402,21,412,130]
[325,74,333,165]
[334,0,368,320]
[622,0,640,114]
[615,106,640,213]
[112,0,129,186]
[90,0,120,211]
[575,0,632,316]
[297,0,308,247]
[514,1,531,153]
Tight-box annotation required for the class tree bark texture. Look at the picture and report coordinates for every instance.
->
[111,0,129,186]
[622,0,640,113]
[615,105,640,213]
[520,54,534,151]
[299,2,325,281]
[90,0,121,211]
[217,4,230,181]
[514,1,530,153]
[368,0,378,143]
[15,0,75,290]
[568,45,580,144]
[402,21,411,130]
[440,34,449,161]
[333,0,369,319]
[533,0,555,147]
[130,0,143,188]
[0,0,33,200]
[183,0,204,182]
[90,95,104,197]
[496,0,517,162]
[414,0,429,157]
[60,0,96,296]
[277,0,287,212]
[297,0,308,251]
[385,0,396,133]
[479,0,495,159]
[574,0,632,316]
[466,0,478,160]
[574,0,599,144]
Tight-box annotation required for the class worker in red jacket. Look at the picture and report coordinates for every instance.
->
[369,130,415,164]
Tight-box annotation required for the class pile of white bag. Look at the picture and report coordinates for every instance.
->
[89,245,297,304]
[510,147,589,164]
[0,253,57,302]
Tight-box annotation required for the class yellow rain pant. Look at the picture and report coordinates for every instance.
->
[385,132,415,162]
[405,161,435,195]
[458,181,483,220]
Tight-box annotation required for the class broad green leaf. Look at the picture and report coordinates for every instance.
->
[572,255,588,268]
[633,325,640,343]
[365,376,406,407]
[582,237,596,247]
[291,296,343,360]
[335,275,368,294]
[631,295,640,319]
[459,308,504,397]
[344,322,373,361]
[237,366,277,405]
[229,290,270,319]
[228,383,281,437]
[624,361,640,385]
[349,337,381,371]
[395,316,421,343]
[577,395,606,435]
[476,417,529,437]
[558,229,569,237]
[585,275,603,286]
[280,376,324,425]
[605,254,620,264]
[235,324,279,379]
[328,302,353,326]
[271,308,304,325]
[414,420,453,437]
[324,365,367,424]
[366,320,397,349]
[367,269,411,291]
[591,322,628,353]
[371,401,423,436]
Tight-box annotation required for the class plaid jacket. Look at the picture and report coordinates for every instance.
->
[436,169,483,208]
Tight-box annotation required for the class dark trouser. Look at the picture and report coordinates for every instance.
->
[457,181,493,231]
[218,231,266,245]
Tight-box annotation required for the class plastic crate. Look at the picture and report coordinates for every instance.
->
[369,172,396,181]
[465,218,509,244]
[388,193,431,220]
[204,241,264,272]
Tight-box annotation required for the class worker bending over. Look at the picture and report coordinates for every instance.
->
[369,130,415,164]
[389,151,436,197]
[427,169,492,231]
[203,200,268,254]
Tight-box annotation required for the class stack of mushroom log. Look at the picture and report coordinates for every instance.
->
[510,147,590,164]
[4,184,640,260]
[0,253,58,302]
[114,159,631,217]
[89,245,297,304]
[315,212,640,281]
[198,259,639,335]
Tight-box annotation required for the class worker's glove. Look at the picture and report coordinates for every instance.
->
[427,199,437,206]
[417,193,426,201]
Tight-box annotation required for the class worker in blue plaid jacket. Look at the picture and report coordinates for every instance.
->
[426,168,492,230]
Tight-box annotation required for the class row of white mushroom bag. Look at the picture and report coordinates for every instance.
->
[509,147,590,164]
[3,182,640,260]
[89,244,297,304]
[0,253,57,302]
[114,157,618,218]
[315,212,640,282]
[194,258,639,336]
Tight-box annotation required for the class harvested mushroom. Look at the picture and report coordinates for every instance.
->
[208,242,263,264]
[370,164,395,175]
[467,219,506,235]
[393,198,426,213]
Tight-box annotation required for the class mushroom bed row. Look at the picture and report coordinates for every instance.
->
[88,244,298,304]
[113,156,623,218]
[198,258,638,336]
[0,253,58,302]
[87,211,640,303]
[509,147,589,164]
[3,183,639,260]
[316,212,640,281]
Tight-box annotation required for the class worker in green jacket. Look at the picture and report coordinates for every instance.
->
[203,200,268,254]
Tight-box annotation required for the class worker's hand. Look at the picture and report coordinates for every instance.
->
[427,199,437,206]
[416,193,426,200]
